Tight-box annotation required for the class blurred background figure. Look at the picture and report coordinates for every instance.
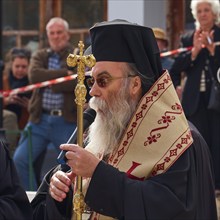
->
[3,47,31,155]
[0,137,33,220]
[13,17,78,191]
[152,27,174,72]
[2,110,18,155]
[170,0,220,196]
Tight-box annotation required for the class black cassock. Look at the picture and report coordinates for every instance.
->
[0,138,33,220]
[31,122,218,220]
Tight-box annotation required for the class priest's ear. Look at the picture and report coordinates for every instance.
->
[129,76,142,98]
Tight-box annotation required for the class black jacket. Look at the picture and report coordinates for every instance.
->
[170,25,220,116]
[0,138,33,220]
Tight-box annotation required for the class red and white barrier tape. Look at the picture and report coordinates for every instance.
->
[160,46,193,57]
[0,71,91,97]
[160,41,220,57]
[1,42,220,97]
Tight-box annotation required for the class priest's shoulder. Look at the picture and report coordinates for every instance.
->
[188,120,208,147]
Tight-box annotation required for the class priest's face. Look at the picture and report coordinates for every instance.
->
[88,61,142,115]
[87,61,142,156]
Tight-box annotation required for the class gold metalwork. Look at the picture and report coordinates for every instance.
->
[72,189,86,217]
[67,41,96,220]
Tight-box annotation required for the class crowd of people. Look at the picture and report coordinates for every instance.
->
[0,0,220,219]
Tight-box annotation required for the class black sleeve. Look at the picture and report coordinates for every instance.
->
[0,139,33,220]
[31,164,73,220]
[170,51,192,87]
[85,125,217,220]
[85,158,193,220]
[170,33,194,88]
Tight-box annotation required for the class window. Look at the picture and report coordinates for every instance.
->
[1,0,106,59]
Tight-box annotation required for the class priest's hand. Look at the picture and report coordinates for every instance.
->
[60,144,100,178]
[49,170,75,202]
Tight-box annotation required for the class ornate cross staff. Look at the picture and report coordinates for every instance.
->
[67,41,96,220]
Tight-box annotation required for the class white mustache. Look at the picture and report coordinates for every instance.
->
[89,97,109,112]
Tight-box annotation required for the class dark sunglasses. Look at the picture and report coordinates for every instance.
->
[86,75,135,89]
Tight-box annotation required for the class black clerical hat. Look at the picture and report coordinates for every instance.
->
[89,19,163,83]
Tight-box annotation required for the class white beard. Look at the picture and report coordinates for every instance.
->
[86,81,138,158]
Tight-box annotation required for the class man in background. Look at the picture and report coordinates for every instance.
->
[13,17,78,191]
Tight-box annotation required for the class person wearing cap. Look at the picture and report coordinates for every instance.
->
[152,27,174,72]
[31,19,217,220]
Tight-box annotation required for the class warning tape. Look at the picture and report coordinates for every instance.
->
[1,71,91,97]
[160,41,220,57]
[1,42,220,97]
[160,46,193,57]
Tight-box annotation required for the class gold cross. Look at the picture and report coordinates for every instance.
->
[67,41,96,106]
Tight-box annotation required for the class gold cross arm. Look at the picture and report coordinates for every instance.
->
[67,41,96,106]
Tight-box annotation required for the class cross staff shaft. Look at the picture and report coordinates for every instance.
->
[67,41,95,220]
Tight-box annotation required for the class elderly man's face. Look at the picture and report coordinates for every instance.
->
[47,23,70,52]
[87,61,142,155]
[89,61,141,115]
